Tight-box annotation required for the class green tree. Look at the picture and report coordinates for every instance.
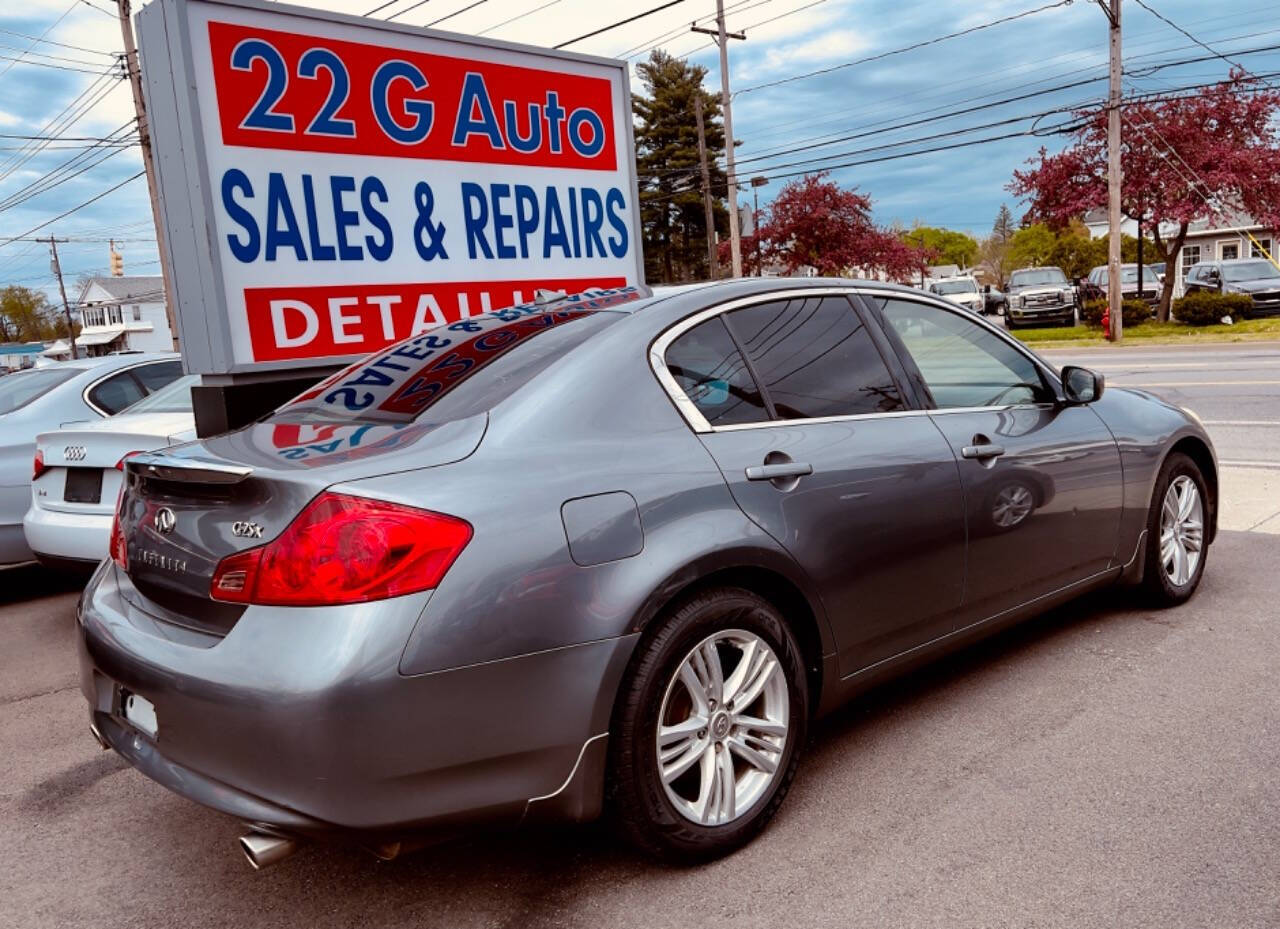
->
[633,50,728,283]
[1008,223,1057,269]
[902,225,978,268]
[0,285,57,341]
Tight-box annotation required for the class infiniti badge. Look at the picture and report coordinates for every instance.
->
[154,507,177,535]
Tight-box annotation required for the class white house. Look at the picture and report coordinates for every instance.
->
[1082,209,1276,297]
[43,276,172,358]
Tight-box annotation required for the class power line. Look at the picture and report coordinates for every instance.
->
[0,171,145,248]
[0,0,75,80]
[77,0,116,15]
[1131,0,1279,91]
[735,0,1079,96]
[0,51,118,75]
[476,0,565,35]
[0,25,118,57]
[0,122,138,214]
[555,0,687,50]
[426,0,487,28]
[384,0,433,22]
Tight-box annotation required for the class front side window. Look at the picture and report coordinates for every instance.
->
[725,296,904,418]
[874,298,1052,409]
[664,316,768,426]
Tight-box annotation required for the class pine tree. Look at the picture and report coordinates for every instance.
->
[992,204,1015,244]
[633,51,728,283]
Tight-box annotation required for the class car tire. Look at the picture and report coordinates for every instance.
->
[608,587,808,863]
[1141,452,1210,606]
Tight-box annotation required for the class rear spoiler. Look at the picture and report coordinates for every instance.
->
[125,451,252,485]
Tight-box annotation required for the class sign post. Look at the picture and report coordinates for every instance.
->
[135,0,643,434]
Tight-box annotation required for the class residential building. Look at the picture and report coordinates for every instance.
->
[1082,209,1276,297]
[0,342,46,371]
[43,276,171,358]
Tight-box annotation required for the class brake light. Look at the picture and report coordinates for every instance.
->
[109,502,128,571]
[115,451,144,470]
[210,492,472,606]
[33,449,46,481]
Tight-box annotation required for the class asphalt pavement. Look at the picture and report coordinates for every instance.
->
[3,340,1279,929]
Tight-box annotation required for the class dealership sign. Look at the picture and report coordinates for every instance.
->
[136,0,642,374]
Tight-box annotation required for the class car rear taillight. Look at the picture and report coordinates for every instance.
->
[109,503,128,571]
[115,451,144,470]
[33,449,46,480]
[210,491,472,606]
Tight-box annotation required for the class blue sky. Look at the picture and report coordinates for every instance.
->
[2,0,1278,302]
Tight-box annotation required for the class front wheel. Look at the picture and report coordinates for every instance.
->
[1141,452,1210,605]
[608,587,808,862]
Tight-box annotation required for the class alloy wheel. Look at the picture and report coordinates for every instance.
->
[656,629,789,827]
[1160,475,1204,586]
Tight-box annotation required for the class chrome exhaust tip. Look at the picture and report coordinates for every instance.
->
[239,832,299,870]
[89,722,110,750]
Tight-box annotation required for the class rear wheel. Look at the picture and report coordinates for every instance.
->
[1141,452,1209,605]
[608,587,808,862]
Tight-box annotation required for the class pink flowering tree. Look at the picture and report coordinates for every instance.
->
[1010,71,1280,320]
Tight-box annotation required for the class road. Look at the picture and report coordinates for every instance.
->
[3,340,1279,929]
[1040,340,1280,533]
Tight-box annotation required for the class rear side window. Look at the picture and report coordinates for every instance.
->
[725,296,904,419]
[132,360,183,393]
[665,316,769,426]
[88,371,147,414]
[0,368,76,414]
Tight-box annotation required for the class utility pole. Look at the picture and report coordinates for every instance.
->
[694,96,718,280]
[1104,0,1123,341]
[693,1,745,277]
[117,0,180,352]
[37,237,79,359]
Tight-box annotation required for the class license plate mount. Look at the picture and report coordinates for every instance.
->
[121,690,158,739]
[64,468,103,504]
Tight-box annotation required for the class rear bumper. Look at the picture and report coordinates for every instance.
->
[23,505,111,563]
[77,563,636,840]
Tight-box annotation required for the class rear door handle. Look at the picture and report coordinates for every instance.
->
[745,462,813,481]
[961,443,1006,460]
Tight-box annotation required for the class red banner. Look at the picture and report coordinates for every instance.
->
[242,277,626,361]
[207,20,618,171]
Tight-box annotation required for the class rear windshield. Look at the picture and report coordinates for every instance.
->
[1010,268,1068,286]
[0,367,78,414]
[279,288,642,424]
[123,373,198,414]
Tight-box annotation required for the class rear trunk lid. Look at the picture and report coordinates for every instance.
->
[34,413,194,514]
[114,413,486,634]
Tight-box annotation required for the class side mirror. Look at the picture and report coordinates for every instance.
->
[983,284,991,293]
[1072,277,1083,287]
[1061,365,1104,405]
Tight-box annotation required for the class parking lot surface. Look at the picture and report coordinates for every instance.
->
[3,340,1278,929]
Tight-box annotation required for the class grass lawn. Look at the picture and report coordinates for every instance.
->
[1011,317,1280,347]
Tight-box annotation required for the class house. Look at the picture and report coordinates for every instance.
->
[1082,209,1276,297]
[43,276,171,358]
[0,342,46,371]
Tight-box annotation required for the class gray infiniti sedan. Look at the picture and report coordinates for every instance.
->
[78,278,1216,868]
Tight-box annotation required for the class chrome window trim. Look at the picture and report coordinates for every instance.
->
[81,357,182,417]
[648,286,1058,435]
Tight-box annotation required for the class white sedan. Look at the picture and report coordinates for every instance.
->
[23,374,197,568]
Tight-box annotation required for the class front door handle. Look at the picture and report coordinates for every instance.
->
[961,442,1006,460]
[745,462,813,481]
